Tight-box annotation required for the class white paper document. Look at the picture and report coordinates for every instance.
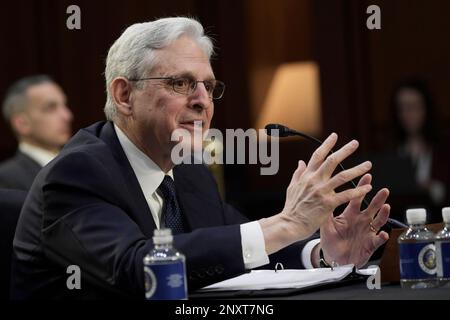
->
[199,264,378,292]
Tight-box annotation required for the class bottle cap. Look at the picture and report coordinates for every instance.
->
[153,228,173,244]
[406,208,427,224]
[442,207,450,223]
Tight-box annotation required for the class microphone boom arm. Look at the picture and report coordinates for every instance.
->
[265,123,408,229]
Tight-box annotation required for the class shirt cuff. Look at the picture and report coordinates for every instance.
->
[240,221,270,269]
[301,238,321,269]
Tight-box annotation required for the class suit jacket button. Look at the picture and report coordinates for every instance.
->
[215,265,224,274]
[206,267,215,276]
[198,270,206,279]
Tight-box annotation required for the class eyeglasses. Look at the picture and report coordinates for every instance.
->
[128,76,226,100]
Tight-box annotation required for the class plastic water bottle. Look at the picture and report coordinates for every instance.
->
[436,207,450,286]
[143,228,187,300]
[398,208,437,289]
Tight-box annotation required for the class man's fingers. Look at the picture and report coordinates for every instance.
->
[366,207,390,265]
[334,184,372,207]
[371,203,391,231]
[347,174,372,211]
[357,173,372,187]
[364,188,390,219]
[327,161,372,191]
[307,133,338,171]
[372,231,389,251]
[290,160,307,184]
[316,139,360,178]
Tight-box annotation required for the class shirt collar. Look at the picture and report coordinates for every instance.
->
[18,142,58,167]
[114,123,173,198]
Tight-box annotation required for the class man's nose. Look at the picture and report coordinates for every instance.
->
[60,105,73,123]
[189,82,212,111]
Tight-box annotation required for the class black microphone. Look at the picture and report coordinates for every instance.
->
[265,123,407,229]
[265,123,321,143]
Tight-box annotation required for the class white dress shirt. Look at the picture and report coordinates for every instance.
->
[18,142,58,167]
[114,124,318,269]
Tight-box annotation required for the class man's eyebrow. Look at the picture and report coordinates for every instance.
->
[43,98,67,107]
[39,100,57,109]
[171,71,216,81]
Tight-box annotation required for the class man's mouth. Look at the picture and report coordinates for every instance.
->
[178,120,204,131]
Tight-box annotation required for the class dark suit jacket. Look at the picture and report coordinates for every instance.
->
[0,189,27,300]
[0,151,42,190]
[11,121,312,299]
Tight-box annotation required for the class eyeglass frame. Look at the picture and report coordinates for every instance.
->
[127,76,226,100]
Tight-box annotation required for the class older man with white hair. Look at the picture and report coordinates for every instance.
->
[11,17,390,299]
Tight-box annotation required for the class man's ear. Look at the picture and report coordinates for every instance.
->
[10,113,31,137]
[111,77,134,117]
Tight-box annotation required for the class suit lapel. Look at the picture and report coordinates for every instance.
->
[98,122,157,237]
[95,122,224,234]
[16,151,42,178]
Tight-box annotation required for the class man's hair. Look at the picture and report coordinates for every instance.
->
[104,17,214,121]
[2,75,54,122]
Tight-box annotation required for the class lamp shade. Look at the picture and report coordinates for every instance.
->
[257,62,322,135]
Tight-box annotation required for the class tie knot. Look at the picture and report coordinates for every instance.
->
[158,175,176,199]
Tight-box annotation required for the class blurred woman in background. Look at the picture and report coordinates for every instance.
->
[390,78,449,220]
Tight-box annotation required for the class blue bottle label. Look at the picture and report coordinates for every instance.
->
[399,242,436,280]
[144,261,187,300]
[436,241,450,278]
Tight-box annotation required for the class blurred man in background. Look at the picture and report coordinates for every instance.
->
[0,75,73,190]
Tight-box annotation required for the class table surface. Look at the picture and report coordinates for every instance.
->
[251,282,450,300]
[191,281,450,300]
